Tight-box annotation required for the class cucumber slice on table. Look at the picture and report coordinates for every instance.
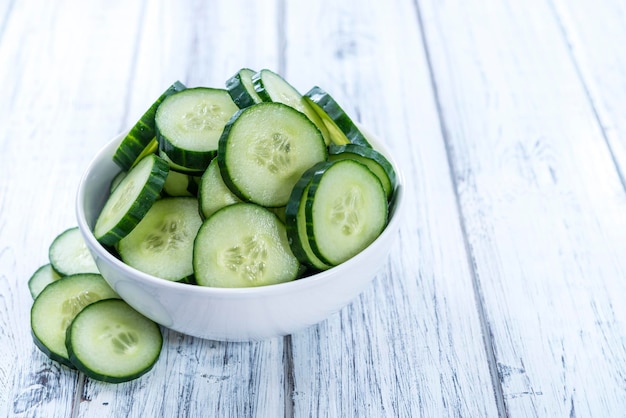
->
[94,154,169,246]
[49,227,99,276]
[305,159,388,266]
[251,69,332,145]
[193,203,300,288]
[226,68,263,109]
[66,298,163,383]
[28,263,61,299]
[304,86,372,147]
[156,87,239,172]
[113,81,186,170]
[117,197,202,282]
[30,273,119,367]
[328,143,397,200]
[218,102,327,207]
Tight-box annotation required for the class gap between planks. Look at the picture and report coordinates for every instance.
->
[546,0,626,192]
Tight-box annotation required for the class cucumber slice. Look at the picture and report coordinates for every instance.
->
[109,170,128,194]
[304,86,372,147]
[28,263,61,299]
[117,197,202,282]
[162,170,194,197]
[198,158,241,219]
[66,298,162,383]
[218,102,327,207]
[113,81,186,170]
[94,154,169,246]
[226,68,263,108]
[328,143,397,200]
[193,203,300,288]
[251,69,332,145]
[156,87,239,172]
[285,169,333,271]
[49,227,99,276]
[305,159,388,266]
[158,149,206,176]
[30,273,119,367]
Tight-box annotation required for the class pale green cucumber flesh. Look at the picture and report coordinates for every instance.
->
[117,197,202,282]
[162,169,194,197]
[193,203,300,288]
[198,158,241,219]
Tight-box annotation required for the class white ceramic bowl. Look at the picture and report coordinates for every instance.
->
[76,130,404,341]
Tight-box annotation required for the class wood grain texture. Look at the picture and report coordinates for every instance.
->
[0,0,144,416]
[282,1,499,416]
[550,0,626,185]
[418,0,626,415]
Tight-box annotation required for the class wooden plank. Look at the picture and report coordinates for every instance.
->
[418,0,626,415]
[550,0,626,184]
[0,0,145,416]
[282,1,500,416]
[72,1,287,417]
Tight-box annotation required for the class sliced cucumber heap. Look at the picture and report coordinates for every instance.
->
[27,67,398,382]
[28,229,163,383]
[94,68,397,284]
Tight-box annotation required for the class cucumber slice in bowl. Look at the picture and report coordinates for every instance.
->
[156,87,239,172]
[304,86,372,147]
[94,154,169,246]
[193,203,300,288]
[198,158,241,219]
[117,197,202,282]
[113,81,185,171]
[226,68,263,109]
[218,102,327,207]
[30,273,119,367]
[305,159,388,266]
[285,170,333,271]
[328,143,397,200]
[252,69,332,145]
[66,298,162,383]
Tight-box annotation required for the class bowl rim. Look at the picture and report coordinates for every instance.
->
[76,129,405,298]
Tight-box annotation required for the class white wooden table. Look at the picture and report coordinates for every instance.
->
[1,0,625,416]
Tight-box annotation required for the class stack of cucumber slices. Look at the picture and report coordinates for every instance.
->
[95,68,398,287]
[28,227,163,383]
